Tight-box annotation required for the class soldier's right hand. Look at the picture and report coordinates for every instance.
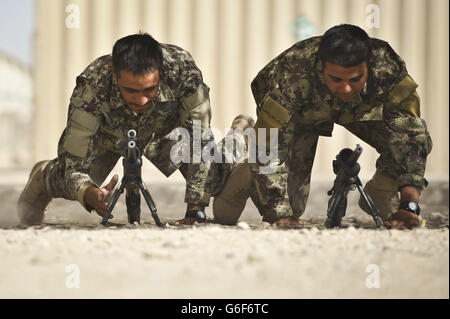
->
[272,216,304,228]
[85,175,119,219]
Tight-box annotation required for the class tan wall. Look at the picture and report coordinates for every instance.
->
[0,55,32,168]
[33,0,449,180]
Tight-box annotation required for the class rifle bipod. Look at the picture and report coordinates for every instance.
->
[324,145,385,229]
[325,176,385,229]
[101,175,163,227]
[100,129,163,227]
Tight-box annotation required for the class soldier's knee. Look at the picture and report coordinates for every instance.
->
[212,196,244,225]
[231,114,255,130]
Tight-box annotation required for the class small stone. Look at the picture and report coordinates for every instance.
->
[430,212,446,222]
[246,253,261,263]
[225,252,234,259]
[162,241,174,248]
[142,252,152,259]
[29,256,40,265]
[206,226,222,232]
[237,221,250,230]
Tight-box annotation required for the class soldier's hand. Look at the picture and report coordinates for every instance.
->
[384,209,420,230]
[85,174,119,219]
[272,216,304,228]
[174,204,206,225]
[174,217,198,225]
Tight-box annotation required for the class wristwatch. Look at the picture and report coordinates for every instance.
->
[399,201,421,215]
[185,209,206,222]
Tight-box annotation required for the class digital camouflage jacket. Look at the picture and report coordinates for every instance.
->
[57,44,213,210]
[250,36,432,218]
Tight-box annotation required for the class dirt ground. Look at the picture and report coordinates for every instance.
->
[0,171,448,299]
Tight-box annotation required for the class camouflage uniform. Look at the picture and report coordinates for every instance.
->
[29,44,214,216]
[247,36,432,222]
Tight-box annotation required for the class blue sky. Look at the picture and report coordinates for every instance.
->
[0,0,35,66]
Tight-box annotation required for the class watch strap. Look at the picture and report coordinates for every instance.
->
[185,209,206,222]
[399,201,420,215]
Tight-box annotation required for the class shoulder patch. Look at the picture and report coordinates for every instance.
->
[180,84,211,131]
[254,96,290,130]
[389,75,418,104]
[180,83,210,110]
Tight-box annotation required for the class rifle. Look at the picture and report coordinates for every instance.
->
[101,129,163,227]
[324,144,385,229]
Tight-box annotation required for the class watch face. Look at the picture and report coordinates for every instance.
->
[408,202,418,211]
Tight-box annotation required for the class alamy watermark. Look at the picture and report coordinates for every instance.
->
[365,4,380,29]
[65,4,80,29]
[65,264,80,288]
[169,120,279,174]
[365,264,380,288]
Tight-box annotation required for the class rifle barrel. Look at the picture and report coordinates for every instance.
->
[345,144,362,166]
[127,140,138,161]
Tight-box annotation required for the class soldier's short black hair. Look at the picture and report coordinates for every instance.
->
[318,24,372,67]
[112,32,163,76]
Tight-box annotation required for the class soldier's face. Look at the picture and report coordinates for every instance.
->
[323,61,368,102]
[114,69,160,113]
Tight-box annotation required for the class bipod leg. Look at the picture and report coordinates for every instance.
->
[137,179,163,227]
[355,178,385,229]
[325,191,347,228]
[101,178,127,225]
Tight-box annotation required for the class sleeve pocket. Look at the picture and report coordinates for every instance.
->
[63,109,99,158]
[180,84,211,131]
[386,116,426,135]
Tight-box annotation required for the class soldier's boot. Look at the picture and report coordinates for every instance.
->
[17,160,52,225]
[358,172,399,221]
[213,114,255,225]
[126,186,141,224]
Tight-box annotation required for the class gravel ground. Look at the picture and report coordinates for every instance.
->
[0,225,448,299]
[0,178,448,299]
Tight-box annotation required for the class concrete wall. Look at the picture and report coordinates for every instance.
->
[33,0,448,180]
[0,54,32,168]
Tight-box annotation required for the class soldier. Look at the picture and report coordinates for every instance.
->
[213,24,432,230]
[18,33,214,226]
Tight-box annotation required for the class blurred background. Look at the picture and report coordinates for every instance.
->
[0,0,448,184]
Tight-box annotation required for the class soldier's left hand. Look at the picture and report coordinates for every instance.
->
[384,209,420,230]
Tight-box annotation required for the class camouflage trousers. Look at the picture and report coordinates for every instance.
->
[221,120,431,222]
